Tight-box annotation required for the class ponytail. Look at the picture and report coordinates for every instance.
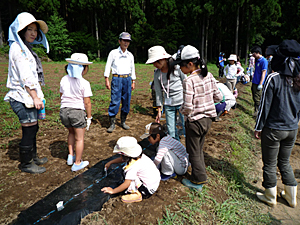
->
[167,57,175,80]
[200,58,208,77]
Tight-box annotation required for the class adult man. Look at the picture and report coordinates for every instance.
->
[251,46,268,117]
[104,32,136,133]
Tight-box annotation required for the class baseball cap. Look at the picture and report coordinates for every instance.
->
[172,45,200,66]
[119,32,131,41]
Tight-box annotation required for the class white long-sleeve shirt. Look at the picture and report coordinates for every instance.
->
[224,64,244,79]
[104,46,136,80]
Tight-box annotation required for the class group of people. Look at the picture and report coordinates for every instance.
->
[4,12,299,207]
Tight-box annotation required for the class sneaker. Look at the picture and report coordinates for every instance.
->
[182,178,203,192]
[71,161,89,172]
[121,191,142,203]
[161,172,177,181]
[67,154,76,166]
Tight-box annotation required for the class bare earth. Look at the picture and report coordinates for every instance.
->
[0,63,299,224]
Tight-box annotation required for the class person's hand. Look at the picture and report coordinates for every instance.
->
[131,82,135,91]
[254,130,261,139]
[155,110,161,123]
[101,187,114,194]
[33,97,43,110]
[86,117,92,131]
[105,79,111,90]
[257,84,263,90]
[104,162,111,170]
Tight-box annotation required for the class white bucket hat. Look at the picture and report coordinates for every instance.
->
[113,136,142,158]
[66,53,93,65]
[17,12,48,34]
[228,54,237,61]
[146,46,171,64]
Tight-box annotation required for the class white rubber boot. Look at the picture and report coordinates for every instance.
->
[281,185,297,208]
[256,186,277,207]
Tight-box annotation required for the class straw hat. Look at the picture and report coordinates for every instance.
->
[17,12,48,34]
[228,54,237,61]
[66,53,93,65]
[146,46,171,64]
[113,136,142,158]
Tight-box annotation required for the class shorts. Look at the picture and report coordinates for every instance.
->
[60,107,87,128]
[10,99,38,124]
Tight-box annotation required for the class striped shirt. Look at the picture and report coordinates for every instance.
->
[154,135,189,169]
[180,72,223,121]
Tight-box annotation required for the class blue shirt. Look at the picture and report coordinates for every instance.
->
[252,56,268,85]
[219,56,224,67]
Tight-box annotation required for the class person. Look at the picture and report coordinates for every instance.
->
[172,45,223,191]
[145,123,189,181]
[223,54,244,92]
[60,53,93,171]
[254,39,300,208]
[249,53,255,81]
[265,45,276,75]
[218,52,226,78]
[101,136,161,203]
[250,46,268,117]
[104,32,136,133]
[146,46,186,140]
[4,12,50,174]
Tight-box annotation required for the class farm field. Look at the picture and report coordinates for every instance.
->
[0,61,299,224]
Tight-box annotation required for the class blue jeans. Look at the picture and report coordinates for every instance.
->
[164,105,185,141]
[10,99,38,124]
[261,127,298,188]
[108,76,132,117]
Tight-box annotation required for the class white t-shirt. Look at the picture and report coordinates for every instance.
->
[124,154,160,194]
[60,75,92,110]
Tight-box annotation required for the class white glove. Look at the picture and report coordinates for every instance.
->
[86,117,92,131]
[257,84,263,90]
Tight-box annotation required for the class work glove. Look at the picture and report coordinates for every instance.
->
[257,84,263,90]
[86,117,92,131]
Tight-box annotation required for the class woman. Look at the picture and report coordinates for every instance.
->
[4,12,49,174]
[146,46,186,141]
[254,40,300,208]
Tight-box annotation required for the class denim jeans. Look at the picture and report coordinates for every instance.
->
[10,99,38,124]
[164,105,185,141]
[108,76,132,117]
[261,127,298,188]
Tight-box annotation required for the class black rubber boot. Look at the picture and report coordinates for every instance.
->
[107,116,116,133]
[20,145,46,174]
[121,113,130,130]
[32,139,48,165]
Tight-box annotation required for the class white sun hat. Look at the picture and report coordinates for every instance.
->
[66,53,93,65]
[17,12,48,34]
[146,46,172,64]
[228,54,237,61]
[113,136,142,158]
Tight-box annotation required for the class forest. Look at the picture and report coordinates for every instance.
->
[0,0,299,64]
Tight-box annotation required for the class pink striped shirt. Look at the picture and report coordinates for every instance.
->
[180,72,222,121]
[154,135,189,169]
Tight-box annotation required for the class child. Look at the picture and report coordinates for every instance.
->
[223,54,244,92]
[145,123,189,181]
[172,45,223,191]
[101,136,161,203]
[60,53,93,171]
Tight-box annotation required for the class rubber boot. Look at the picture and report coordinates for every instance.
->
[107,116,116,133]
[32,139,48,165]
[281,185,297,208]
[121,113,130,130]
[19,145,46,174]
[256,186,277,207]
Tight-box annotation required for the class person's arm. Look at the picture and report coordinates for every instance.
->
[131,79,136,91]
[25,87,44,110]
[153,71,163,121]
[101,179,131,194]
[104,156,124,170]
[104,51,114,90]
[156,106,162,123]
[180,79,194,115]
[259,70,267,85]
[131,54,136,91]
[84,97,92,118]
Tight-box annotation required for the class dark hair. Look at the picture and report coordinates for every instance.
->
[166,57,176,80]
[121,153,142,164]
[180,57,208,77]
[292,73,300,92]
[251,46,262,55]
[18,22,43,42]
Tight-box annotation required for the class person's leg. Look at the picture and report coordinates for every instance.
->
[226,79,233,92]
[74,127,85,165]
[67,127,75,156]
[32,124,48,165]
[176,105,185,137]
[120,77,132,129]
[164,105,178,140]
[108,76,122,117]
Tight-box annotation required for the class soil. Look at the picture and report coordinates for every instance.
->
[0,62,299,225]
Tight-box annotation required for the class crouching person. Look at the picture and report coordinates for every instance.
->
[101,136,161,203]
[146,123,189,181]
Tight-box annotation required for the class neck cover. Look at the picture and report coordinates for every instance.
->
[67,64,83,79]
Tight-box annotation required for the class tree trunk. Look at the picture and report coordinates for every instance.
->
[201,16,205,60]
[205,17,209,62]
[95,12,100,59]
[245,6,251,66]
[235,1,239,55]
[0,11,3,47]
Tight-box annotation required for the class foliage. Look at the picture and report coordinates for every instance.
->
[46,14,73,61]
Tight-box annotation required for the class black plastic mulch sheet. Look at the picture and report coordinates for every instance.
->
[12,139,157,225]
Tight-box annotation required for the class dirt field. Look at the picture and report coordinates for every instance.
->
[0,62,299,224]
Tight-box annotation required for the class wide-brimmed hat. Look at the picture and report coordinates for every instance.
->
[146,46,171,64]
[66,53,93,65]
[113,136,142,158]
[17,12,48,34]
[172,45,200,66]
[119,32,131,41]
[228,54,237,61]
